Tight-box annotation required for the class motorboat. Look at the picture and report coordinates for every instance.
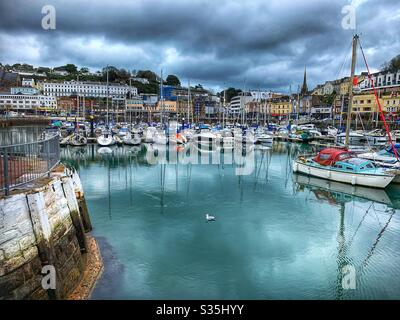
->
[336,131,365,145]
[293,148,395,188]
[358,143,400,183]
[364,129,387,146]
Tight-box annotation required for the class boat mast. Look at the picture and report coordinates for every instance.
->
[187,79,191,126]
[160,69,164,126]
[345,34,359,148]
[106,65,109,127]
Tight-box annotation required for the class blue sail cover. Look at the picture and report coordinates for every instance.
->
[386,143,400,155]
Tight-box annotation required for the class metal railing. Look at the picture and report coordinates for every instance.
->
[1,134,60,196]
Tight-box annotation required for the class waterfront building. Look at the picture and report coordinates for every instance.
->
[382,93,400,114]
[359,69,400,93]
[156,100,177,113]
[0,93,57,112]
[310,105,332,119]
[352,93,381,113]
[126,96,144,112]
[22,78,35,87]
[229,93,254,115]
[299,95,322,115]
[56,96,97,114]
[11,87,39,95]
[42,81,137,98]
[268,97,293,116]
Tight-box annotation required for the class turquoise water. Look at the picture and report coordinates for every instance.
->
[61,143,400,300]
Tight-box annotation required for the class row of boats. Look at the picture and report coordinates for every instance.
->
[45,120,400,189]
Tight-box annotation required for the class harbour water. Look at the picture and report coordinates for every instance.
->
[60,142,400,300]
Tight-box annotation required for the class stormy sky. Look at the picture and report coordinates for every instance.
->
[0,0,399,92]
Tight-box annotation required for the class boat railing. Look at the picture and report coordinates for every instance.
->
[0,134,60,196]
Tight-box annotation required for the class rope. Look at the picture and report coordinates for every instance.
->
[358,39,399,160]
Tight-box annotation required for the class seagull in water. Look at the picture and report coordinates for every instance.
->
[205,213,216,222]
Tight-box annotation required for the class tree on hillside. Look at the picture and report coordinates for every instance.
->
[381,54,400,72]
[64,64,78,74]
[136,70,159,82]
[165,74,181,86]
[80,67,90,74]
[220,87,242,103]
[102,66,119,82]
[118,68,131,83]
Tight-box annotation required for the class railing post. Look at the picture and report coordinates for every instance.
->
[46,139,51,177]
[3,147,10,196]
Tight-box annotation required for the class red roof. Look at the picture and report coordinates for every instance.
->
[313,148,353,166]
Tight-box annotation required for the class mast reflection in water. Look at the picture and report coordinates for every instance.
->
[61,142,400,299]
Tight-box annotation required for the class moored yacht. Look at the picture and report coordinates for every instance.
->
[336,131,365,145]
[364,129,387,146]
[293,148,395,188]
[97,131,116,146]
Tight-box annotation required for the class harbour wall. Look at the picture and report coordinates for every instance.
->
[0,165,97,300]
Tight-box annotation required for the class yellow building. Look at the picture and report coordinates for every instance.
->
[340,80,351,96]
[382,94,400,113]
[156,100,177,113]
[126,97,144,111]
[352,94,381,113]
[268,100,293,115]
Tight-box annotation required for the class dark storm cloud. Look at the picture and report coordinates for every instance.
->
[0,0,399,92]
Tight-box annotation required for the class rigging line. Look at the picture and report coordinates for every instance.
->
[358,39,399,160]
[360,208,395,271]
[357,112,372,151]
[336,39,353,80]
[347,202,373,249]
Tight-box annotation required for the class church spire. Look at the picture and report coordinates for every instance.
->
[301,67,308,95]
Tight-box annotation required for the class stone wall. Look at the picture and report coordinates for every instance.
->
[0,165,93,300]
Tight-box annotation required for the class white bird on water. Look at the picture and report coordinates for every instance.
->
[205,213,215,222]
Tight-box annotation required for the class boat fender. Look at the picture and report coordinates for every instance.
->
[293,162,298,172]
[351,176,356,185]
[326,170,331,179]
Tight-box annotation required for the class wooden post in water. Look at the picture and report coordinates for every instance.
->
[345,34,359,148]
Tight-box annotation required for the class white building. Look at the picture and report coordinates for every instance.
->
[250,91,274,100]
[0,94,57,111]
[42,81,138,99]
[22,78,35,87]
[229,93,254,115]
[131,77,150,84]
[359,70,400,91]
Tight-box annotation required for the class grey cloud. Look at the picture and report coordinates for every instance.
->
[0,0,399,92]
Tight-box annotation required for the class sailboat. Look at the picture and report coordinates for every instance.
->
[293,35,396,189]
[358,143,400,183]
[97,65,116,147]
[123,130,141,146]
[69,133,87,146]
[97,130,116,146]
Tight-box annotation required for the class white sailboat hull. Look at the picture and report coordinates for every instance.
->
[97,135,116,146]
[365,135,387,146]
[293,160,394,188]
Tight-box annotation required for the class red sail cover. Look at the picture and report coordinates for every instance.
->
[313,148,353,166]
